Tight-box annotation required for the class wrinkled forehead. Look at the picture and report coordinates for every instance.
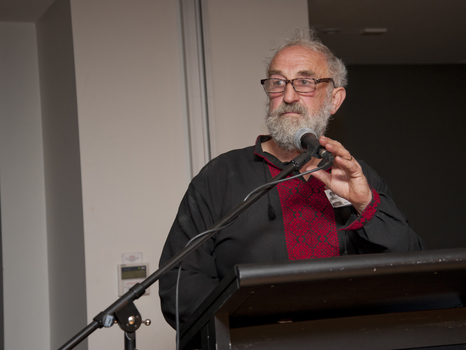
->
[268,45,329,78]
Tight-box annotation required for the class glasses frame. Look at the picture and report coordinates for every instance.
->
[260,77,335,94]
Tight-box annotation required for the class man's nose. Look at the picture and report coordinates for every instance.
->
[283,81,300,104]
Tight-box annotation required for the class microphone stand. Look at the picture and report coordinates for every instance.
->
[58,150,314,350]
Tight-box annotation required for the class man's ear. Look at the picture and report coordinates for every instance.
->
[330,87,346,115]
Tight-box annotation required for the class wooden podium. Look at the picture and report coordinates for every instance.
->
[179,248,466,350]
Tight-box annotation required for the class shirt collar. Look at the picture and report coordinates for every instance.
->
[254,135,293,171]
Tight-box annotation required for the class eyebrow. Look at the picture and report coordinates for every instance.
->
[268,69,318,78]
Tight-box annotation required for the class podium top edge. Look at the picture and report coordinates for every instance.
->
[235,248,466,287]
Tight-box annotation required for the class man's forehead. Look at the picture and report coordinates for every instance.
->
[268,46,328,77]
[268,69,318,78]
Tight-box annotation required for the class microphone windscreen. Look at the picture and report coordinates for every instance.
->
[293,128,317,151]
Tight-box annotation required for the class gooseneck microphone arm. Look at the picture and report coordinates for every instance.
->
[58,150,314,350]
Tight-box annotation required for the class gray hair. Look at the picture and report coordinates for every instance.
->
[267,28,348,88]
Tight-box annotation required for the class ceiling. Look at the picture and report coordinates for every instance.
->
[1,0,465,65]
[308,0,466,64]
[0,0,55,23]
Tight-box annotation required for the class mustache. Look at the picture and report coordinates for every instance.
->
[271,102,308,117]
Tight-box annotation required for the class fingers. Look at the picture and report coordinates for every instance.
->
[314,136,372,213]
[319,136,354,166]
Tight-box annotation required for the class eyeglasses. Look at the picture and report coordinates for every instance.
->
[260,77,335,94]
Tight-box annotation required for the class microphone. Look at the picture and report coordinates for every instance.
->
[293,128,334,161]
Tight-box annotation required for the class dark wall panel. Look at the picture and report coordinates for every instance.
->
[327,65,466,250]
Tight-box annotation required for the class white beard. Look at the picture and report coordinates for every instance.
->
[265,97,333,152]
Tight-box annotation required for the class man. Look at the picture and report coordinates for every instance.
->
[159,29,424,329]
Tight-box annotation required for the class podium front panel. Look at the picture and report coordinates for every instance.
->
[180,248,466,349]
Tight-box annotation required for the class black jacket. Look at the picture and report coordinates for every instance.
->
[158,136,424,328]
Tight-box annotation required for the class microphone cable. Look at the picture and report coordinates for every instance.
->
[244,158,332,201]
[175,220,237,350]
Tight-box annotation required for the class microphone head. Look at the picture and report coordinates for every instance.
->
[293,128,317,151]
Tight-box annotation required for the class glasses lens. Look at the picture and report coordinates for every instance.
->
[264,79,285,93]
[293,79,315,93]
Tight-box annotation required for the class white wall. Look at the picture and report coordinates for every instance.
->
[0,22,50,350]
[36,0,88,348]
[70,0,187,348]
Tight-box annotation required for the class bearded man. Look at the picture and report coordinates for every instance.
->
[158,30,424,329]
